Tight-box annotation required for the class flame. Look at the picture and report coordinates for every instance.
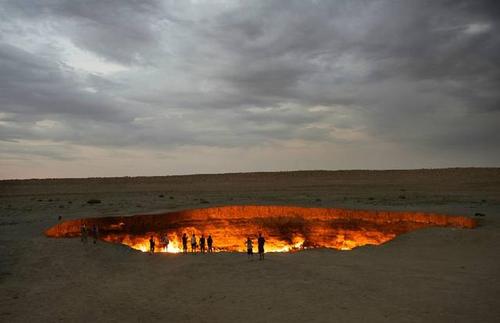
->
[101,230,396,253]
[45,205,476,253]
[106,233,184,253]
[93,227,408,253]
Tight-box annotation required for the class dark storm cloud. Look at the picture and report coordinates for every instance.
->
[0,43,132,121]
[0,0,499,163]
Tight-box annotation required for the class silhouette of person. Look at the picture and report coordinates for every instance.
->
[191,233,197,253]
[182,233,188,253]
[81,224,88,243]
[246,237,253,259]
[149,236,155,254]
[200,235,206,253]
[258,233,265,260]
[92,224,99,244]
[207,235,213,252]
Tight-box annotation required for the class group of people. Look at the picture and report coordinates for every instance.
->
[148,233,266,259]
[79,223,267,258]
[148,233,215,254]
[246,233,266,260]
[80,224,99,244]
[182,233,214,253]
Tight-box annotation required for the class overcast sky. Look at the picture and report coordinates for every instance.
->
[0,0,499,179]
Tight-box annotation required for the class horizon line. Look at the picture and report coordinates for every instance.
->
[1,166,499,182]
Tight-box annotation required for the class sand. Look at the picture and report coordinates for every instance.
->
[1,168,499,322]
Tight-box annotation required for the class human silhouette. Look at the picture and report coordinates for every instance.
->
[200,235,206,253]
[207,235,213,252]
[191,233,197,253]
[258,233,265,260]
[246,237,253,259]
[92,224,99,244]
[182,233,188,253]
[149,236,155,254]
[80,224,88,243]
[161,234,169,252]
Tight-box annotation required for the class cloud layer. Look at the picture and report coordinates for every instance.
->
[1,0,499,178]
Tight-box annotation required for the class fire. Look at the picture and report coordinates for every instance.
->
[105,233,184,253]
[45,205,476,253]
[99,225,396,253]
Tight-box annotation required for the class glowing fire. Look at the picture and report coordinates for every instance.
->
[45,205,476,253]
[112,234,184,253]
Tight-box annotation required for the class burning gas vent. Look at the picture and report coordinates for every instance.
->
[45,205,476,252]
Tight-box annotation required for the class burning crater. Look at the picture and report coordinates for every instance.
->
[45,205,476,253]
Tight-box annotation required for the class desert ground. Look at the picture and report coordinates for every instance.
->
[1,168,499,322]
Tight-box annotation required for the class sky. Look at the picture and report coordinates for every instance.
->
[0,0,499,179]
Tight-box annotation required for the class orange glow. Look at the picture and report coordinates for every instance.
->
[45,205,476,253]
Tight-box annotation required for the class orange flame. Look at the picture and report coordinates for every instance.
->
[45,205,476,253]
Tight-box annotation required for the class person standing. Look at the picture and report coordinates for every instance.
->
[199,235,206,253]
[246,237,253,259]
[81,224,88,244]
[149,236,155,254]
[92,224,99,244]
[182,233,188,253]
[191,233,197,253]
[207,235,213,252]
[258,233,265,260]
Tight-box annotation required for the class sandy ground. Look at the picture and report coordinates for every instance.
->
[1,168,499,322]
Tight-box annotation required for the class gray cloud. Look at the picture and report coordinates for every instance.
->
[2,0,169,64]
[0,0,499,175]
[0,43,135,121]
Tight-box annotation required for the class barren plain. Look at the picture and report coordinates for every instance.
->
[1,168,499,322]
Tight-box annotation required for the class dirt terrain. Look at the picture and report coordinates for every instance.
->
[1,168,499,322]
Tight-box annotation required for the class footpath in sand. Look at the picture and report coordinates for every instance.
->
[1,168,499,322]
